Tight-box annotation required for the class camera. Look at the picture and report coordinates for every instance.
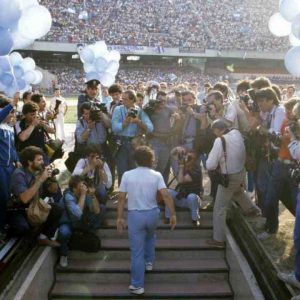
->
[289,164,300,183]
[179,104,197,114]
[127,108,139,118]
[240,94,250,104]
[90,103,108,122]
[51,168,60,177]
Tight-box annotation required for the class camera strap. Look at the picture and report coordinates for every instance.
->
[220,136,228,175]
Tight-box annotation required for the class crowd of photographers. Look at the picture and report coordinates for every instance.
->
[40,0,287,52]
[2,75,300,285]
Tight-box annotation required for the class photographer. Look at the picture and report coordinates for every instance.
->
[206,119,261,248]
[143,81,160,107]
[9,146,63,246]
[77,79,102,118]
[145,91,180,182]
[166,148,202,226]
[112,90,153,183]
[58,175,103,268]
[258,98,299,239]
[16,102,55,164]
[75,102,111,156]
[107,84,122,116]
[72,144,112,205]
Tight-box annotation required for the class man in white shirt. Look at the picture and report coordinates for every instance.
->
[117,146,176,295]
[206,119,260,247]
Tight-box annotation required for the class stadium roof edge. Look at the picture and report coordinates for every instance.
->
[19,41,286,60]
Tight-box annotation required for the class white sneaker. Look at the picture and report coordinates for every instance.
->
[59,256,68,268]
[278,272,300,289]
[128,285,144,295]
[145,262,153,271]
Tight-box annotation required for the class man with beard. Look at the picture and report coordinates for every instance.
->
[9,146,63,246]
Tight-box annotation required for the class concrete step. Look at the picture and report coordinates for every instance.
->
[97,228,212,239]
[103,218,212,229]
[51,281,233,299]
[56,272,229,283]
[68,249,225,261]
[57,258,228,273]
[100,238,221,251]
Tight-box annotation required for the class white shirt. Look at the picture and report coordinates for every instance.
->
[206,129,245,174]
[119,167,166,211]
[72,159,112,189]
[260,105,285,134]
[223,102,238,129]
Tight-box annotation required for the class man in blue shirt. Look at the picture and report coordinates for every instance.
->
[112,90,153,183]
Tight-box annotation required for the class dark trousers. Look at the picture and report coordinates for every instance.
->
[264,160,297,233]
[8,202,63,238]
[294,189,300,281]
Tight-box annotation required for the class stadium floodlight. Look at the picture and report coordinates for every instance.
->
[127,56,140,61]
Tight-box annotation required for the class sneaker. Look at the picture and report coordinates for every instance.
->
[145,262,153,271]
[128,285,144,295]
[278,272,300,289]
[192,219,201,227]
[59,256,68,268]
[38,238,60,248]
[257,231,275,240]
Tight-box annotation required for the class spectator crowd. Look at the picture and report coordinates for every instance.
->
[2,73,300,292]
[39,0,288,52]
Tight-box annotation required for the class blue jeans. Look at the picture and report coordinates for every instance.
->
[0,164,14,232]
[58,205,106,256]
[150,138,171,183]
[165,189,200,221]
[265,160,297,233]
[116,139,135,185]
[295,189,300,281]
[128,208,160,287]
[95,184,108,205]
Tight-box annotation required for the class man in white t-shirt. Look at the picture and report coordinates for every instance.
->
[117,146,176,295]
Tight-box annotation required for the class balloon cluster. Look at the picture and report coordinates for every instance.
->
[79,41,121,87]
[268,0,300,76]
[0,52,43,97]
[0,0,52,54]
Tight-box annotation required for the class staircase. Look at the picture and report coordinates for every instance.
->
[50,201,233,299]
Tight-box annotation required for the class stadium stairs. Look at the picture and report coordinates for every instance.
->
[50,201,233,299]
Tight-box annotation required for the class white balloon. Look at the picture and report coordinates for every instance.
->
[11,29,34,50]
[285,46,300,76]
[32,70,43,84]
[21,57,36,73]
[290,33,300,46]
[95,57,108,73]
[109,50,121,62]
[9,52,23,66]
[292,14,300,39]
[80,46,95,64]
[24,70,37,84]
[85,72,101,83]
[18,5,52,40]
[100,72,115,87]
[280,0,300,22]
[93,41,108,58]
[18,0,39,10]
[0,0,21,29]
[83,63,96,73]
[269,12,292,37]
[106,60,120,74]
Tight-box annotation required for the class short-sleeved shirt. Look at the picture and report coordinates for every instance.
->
[119,167,166,211]
[150,106,173,136]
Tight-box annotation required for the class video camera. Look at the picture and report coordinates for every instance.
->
[127,107,139,118]
[90,102,108,122]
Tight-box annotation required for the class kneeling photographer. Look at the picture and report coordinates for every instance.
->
[166,148,202,226]
[144,91,180,183]
[72,144,112,206]
[206,119,261,248]
[58,175,103,267]
[9,146,63,247]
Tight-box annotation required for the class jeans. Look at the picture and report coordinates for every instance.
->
[0,164,14,232]
[58,204,106,256]
[116,139,135,185]
[294,188,300,281]
[150,138,171,183]
[165,189,200,221]
[128,208,160,287]
[95,184,109,205]
[264,160,297,233]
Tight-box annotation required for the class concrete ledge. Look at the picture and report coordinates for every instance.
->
[225,226,264,300]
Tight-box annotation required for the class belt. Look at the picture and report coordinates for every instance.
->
[278,158,293,165]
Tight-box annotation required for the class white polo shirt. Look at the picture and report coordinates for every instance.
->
[119,167,166,211]
[206,129,245,174]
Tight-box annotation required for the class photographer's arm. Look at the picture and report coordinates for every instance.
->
[158,189,176,230]
[206,138,223,171]
[17,124,35,142]
[177,165,192,184]
[100,112,112,128]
